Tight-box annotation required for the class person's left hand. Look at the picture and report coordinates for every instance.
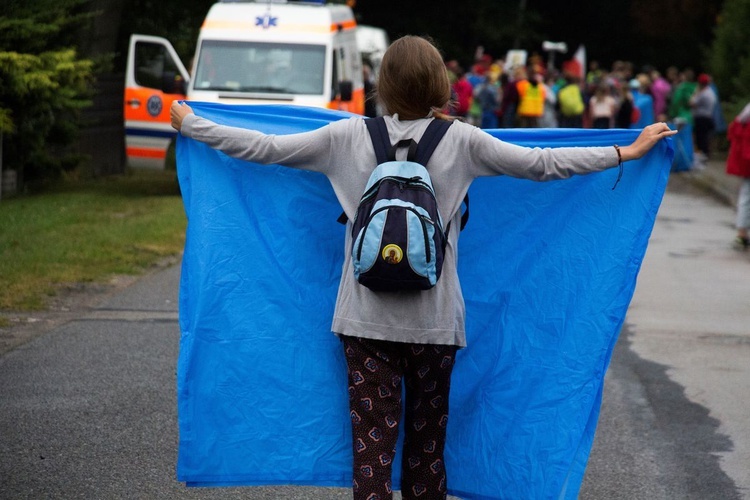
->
[170,101,194,132]
[620,122,678,161]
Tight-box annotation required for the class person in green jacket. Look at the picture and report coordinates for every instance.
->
[669,68,697,124]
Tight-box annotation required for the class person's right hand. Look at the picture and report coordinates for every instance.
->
[620,122,678,161]
[170,101,194,132]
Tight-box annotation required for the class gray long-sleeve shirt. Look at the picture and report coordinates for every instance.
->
[181,113,619,347]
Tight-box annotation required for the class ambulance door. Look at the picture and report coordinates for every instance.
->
[330,37,364,115]
[124,34,190,169]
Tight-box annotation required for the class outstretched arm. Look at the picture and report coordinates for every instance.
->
[466,120,678,182]
[169,101,333,173]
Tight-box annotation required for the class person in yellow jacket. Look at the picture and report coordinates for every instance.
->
[515,66,546,127]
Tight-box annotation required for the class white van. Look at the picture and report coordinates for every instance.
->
[124,0,364,169]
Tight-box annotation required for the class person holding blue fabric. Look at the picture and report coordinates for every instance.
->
[171,35,675,500]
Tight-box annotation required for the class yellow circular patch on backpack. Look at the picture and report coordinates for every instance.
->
[382,244,403,264]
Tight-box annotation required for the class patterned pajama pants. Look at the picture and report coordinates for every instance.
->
[341,335,458,500]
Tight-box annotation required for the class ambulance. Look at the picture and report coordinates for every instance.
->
[124,0,365,169]
[356,24,389,75]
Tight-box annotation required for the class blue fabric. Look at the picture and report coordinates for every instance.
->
[671,122,695,172]
[711,83,727,133]
[176,103,674,499]
[632,91,655,129]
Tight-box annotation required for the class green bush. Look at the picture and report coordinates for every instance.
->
[710,0,750,118]
[0,0,96,190]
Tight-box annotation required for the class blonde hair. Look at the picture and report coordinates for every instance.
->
[375,36,452,120]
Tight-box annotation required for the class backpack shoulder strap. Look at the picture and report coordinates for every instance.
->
[338,117,392,225]
[339,118,457,226]
[366,117,453,165]
[459,193,470,231]
[412,119,453,165]
[415,119,469,231]
[446,192,470,235]
[365,116,391,164]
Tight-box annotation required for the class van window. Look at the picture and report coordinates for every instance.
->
[134,41,183,91]
[194,40,326,95]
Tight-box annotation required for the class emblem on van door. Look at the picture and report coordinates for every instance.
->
[255,13,278,29]
[146,95,163,117]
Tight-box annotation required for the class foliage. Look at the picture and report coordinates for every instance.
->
[355,1,542,66]
[629,0,722,72]
[710,0,750,117]
[0,0,97,189]
[355,0,724,76]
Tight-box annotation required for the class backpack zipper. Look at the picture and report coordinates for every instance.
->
[361,176,434,203]
[355,177,436,225]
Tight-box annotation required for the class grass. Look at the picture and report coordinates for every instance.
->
[0,169,186,311]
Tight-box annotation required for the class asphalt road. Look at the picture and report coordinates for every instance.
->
[1,171,747,499]
[582,172,749,500]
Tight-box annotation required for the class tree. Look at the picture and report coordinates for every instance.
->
[628,0,722,72]
[357,0,724,76]
[354,1,543,67]
[0,0,96,190]
[710,0,750,117]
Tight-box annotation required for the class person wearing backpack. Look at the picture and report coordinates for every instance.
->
[170,35,676,500]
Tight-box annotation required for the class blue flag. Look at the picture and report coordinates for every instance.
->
[176,103,673,499]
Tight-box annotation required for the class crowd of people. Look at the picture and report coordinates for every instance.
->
[442,53,719,159]
[440,51,750,252]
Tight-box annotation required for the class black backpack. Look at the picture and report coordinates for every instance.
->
[340,117,468,291]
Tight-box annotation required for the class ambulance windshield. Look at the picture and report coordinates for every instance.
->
[194,40,326,95]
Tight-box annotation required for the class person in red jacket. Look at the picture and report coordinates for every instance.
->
[726,103,750,249]
[450,66,474,120]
